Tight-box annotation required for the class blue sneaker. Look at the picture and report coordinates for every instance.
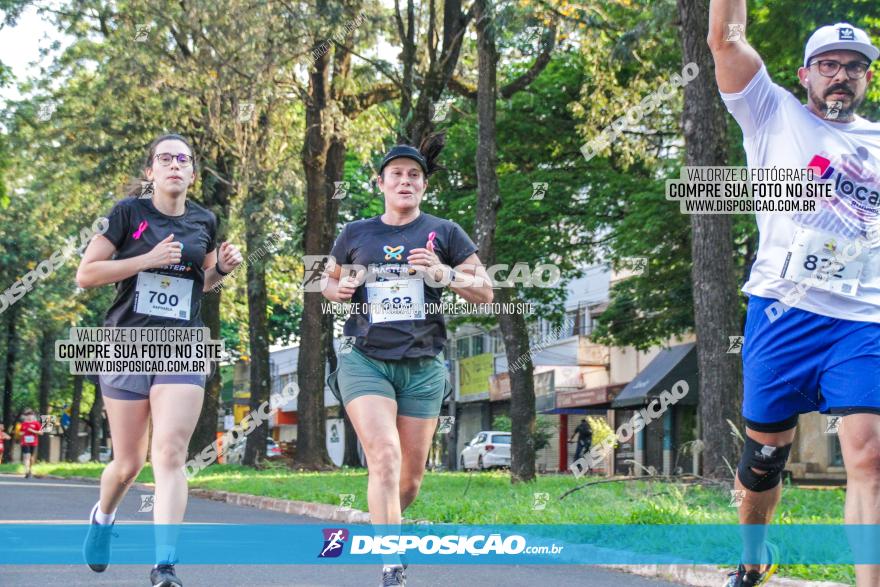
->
[82,502,117,572]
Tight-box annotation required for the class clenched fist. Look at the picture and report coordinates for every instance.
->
[145,233,182,269]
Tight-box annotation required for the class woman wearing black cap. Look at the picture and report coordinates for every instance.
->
[323,132,494,586]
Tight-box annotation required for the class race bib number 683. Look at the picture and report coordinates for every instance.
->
[365,278,426,323]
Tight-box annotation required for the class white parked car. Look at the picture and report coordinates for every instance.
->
[224,437,282,464]
[78,447,111,463]
[459,430,511,471]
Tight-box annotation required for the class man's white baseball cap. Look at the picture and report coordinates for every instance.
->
[804,23,879,68]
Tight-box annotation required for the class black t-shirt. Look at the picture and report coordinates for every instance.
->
[100,196,217,328]
[329,212,478,361]
[575,422,592,442]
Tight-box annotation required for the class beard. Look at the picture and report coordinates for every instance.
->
[810,82,865,121]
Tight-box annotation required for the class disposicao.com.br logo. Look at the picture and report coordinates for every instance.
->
[318,528,349,558]
[319,529,563,557]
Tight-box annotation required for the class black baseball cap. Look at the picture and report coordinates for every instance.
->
[378,145,428,176]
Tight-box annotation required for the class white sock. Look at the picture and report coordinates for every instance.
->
[92,502,116,525]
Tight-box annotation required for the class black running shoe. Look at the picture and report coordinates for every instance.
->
[82,502,117,572]
[724,564,765,587]
[724,542,779,586]
[150,563,183,587]
[380,565,406,586]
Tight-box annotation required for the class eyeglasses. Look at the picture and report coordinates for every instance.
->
[154,153,194,167]
[809,59,871,80]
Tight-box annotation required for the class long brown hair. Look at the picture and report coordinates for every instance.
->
[123,133,199,197]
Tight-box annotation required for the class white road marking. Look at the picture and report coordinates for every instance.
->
[0,520,231,525]
[0,480,99,489]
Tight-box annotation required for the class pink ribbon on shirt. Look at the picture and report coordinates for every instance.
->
[132,220,148,240]
[427,231,437,252]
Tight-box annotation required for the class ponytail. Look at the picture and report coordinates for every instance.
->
[418,131,446,177]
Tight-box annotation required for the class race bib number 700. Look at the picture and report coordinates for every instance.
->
[134,272,193,320]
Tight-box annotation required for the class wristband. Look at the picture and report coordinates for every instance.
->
[216,261,230,276]
[433,266,455,284]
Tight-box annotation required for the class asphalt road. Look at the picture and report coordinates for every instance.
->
[0,473,686,587]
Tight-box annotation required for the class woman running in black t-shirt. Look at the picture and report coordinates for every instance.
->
[323,133,494,586]
[76,133,243,587]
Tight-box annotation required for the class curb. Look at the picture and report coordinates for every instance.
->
[187,487,372,524]
[36,473,851,587]
[38,473,374,524]
[605,564,849,587]
[183,485,851,587]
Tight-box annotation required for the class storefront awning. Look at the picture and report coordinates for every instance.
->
[539,407,608,415]
[611,342,699,408]
[540,407,587,415]
[555,383,625,409]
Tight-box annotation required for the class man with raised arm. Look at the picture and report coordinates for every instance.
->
[708,3,880,586]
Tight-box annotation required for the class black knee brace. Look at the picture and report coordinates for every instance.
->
[737,436,792,492]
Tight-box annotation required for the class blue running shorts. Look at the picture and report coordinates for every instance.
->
[742,294,880,431]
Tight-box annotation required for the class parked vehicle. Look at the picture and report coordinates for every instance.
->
[78,447,111,463]
[224,437,282,464]
[459,430,511,471]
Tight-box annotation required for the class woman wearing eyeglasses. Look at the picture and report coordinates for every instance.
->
[76,134,243,587]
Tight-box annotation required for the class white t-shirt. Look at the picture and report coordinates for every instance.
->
[721,66,880,322]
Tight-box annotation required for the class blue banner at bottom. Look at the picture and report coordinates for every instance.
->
[2,524,880,565]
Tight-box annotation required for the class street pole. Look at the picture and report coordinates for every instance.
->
[446,331,458,471]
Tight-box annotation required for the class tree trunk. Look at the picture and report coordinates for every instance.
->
[396,0,416,140]
[295,1,401,469]
[297,33,335,469]
[189,152,234,460]
[325,312,358,467]
[677,0,742,478]
[399,0,470,145]
[242,222,270,468]
[497,289,537,482]
[37,327,54,462]
[190,291,221,460]
[243,112,273,468]
[2,304,18,457]
[102,404,111,456]
[341,396,361,467]
[64,374,84,461]
[89,388,103,461]
[470,0,536,483]
[472,0,501,268]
